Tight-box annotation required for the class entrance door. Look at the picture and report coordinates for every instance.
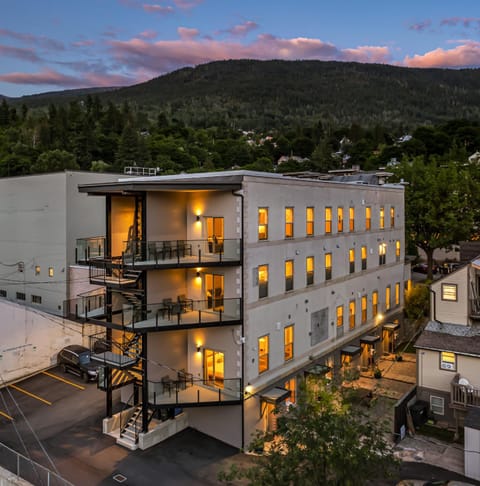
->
[204,349,224,388]
[205,274,224,310]
[206,217,224,253]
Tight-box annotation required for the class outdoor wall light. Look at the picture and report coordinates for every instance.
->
[196,215,201,222]
[196,344,202,353]
[196,271,200,277]
[245,383,253,395]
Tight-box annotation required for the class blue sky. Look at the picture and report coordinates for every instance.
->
[1,0,479,97]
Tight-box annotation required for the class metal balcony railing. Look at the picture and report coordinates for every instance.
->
[63,292,106,320]
[122,239,241,267]
[75,236,105,264]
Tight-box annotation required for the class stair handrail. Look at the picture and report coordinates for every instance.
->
[119,390,137,437]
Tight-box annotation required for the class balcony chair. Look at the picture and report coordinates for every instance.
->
[177,369,194,390]
[177,294,193,313]
[161,375,173,393]
[177,240,193,257]
[162,241,175,259]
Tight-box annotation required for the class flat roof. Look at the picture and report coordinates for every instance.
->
[383,322,400,331]
[341,345,362,357]
[360,335,381,345]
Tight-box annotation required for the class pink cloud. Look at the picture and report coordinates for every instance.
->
[173,0,203,9]
[72,39,95,47]
[341,46,391,63]
[404,42,480,68]
[222,21,259,38]
[139,30,158,39]
[0,28,64,51]
[178,27,199,40]
[440,17,480,28]
[142,4,174,15]
[408,20,432,32]
[0,44,41,62]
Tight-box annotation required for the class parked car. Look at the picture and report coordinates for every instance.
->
[412,263,438,274]
[57,344,99,382]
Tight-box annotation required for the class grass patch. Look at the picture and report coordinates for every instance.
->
[398,341,416,354]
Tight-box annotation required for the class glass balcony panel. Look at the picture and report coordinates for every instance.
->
[76,237,105,263]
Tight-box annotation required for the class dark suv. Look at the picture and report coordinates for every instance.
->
[57,345,99,382]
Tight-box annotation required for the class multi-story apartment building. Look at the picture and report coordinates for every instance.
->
[416,259,480,432]
[0,171,119,314]
[70,170,406,450]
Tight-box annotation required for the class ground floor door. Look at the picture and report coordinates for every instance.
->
[205,274,224,310]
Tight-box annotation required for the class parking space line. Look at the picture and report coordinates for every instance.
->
[8,384,52,405]
[0,410,13,421]
[41,371,85,390]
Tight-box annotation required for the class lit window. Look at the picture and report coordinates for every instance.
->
[325,207,332,234]
[325,253,332,281]
[379,243,387,265]
[372,291,378,317]
[284,325,294,362]
[395,240,401,261]
[440,351,456,371]
[285,260,294,291]
[284,377,296,404]
[361,245,367,270]
[336,305,343,327]
[365,206,371,231]
[306,256,314,286]
[31,295,42,304]
[48,267,54,278]
[349,248,355,274]
[349,300,355,329]
[379,206,385,229]
[390,206,395,228]
[258,335,269,373]
[395,282,400,306]
[385,285,391,311]
[361,295,367,323]
[306,207,314,236]
[285,207,294,238]
[258,265,268,299]
[349,207,355,232]
[337,207,344,233]
[35,265,41,276]
[441,283,457,301]
[258,208,268,240]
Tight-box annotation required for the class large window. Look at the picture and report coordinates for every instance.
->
[285,260,294,291]
[336,305,344,327]
[390,206,395,228]
[349,248,355,274]
[349,207,355,232]
[372,291,378,317]
[365,206,371,231]
[306,256,314,286]
[349,300,356,329]
[258,335,269,373]
[441,283,457,301]
[361,245,367,270]
[395,240,401,262]
[258,265,269,299]
[325,207,332,234]
[337,207,344,233]
[285,207,294,238]
[385,285,391,311]
[284,325,294,362]
[379,243,387,265]
[361,295,367,323]
[325,253,332,281]
[284,377,296,404]
[440,351,456,371]
[258,208,268,240]
[204,349,224,388]
[379,206,385,229]
[306,207,314,236]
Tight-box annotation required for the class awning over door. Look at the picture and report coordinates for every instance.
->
[260,386,291,404]
[360,335,380,345]
[341,345,361,357]
[383,322,400,332]
[305,364,331,376]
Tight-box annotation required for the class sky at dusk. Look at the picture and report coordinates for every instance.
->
[1,0,480,98]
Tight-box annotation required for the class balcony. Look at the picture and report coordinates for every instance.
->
[76,237,105,264]
[65,296,242,331]
[451,373,480,410]
[89,258,143,287]
[121,239,241,269]
[147,377,242,408]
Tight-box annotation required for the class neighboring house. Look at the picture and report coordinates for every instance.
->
[68,169,406,450]
[415,259,480,431]
[0,171,120,314]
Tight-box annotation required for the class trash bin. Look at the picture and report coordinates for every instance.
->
[409,400,429,428]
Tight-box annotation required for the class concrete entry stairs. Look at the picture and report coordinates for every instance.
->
[104,405,189,450]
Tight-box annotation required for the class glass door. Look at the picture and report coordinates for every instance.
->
[204,349,224,388]
[206,217,224,253]
[205,274,224,310]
